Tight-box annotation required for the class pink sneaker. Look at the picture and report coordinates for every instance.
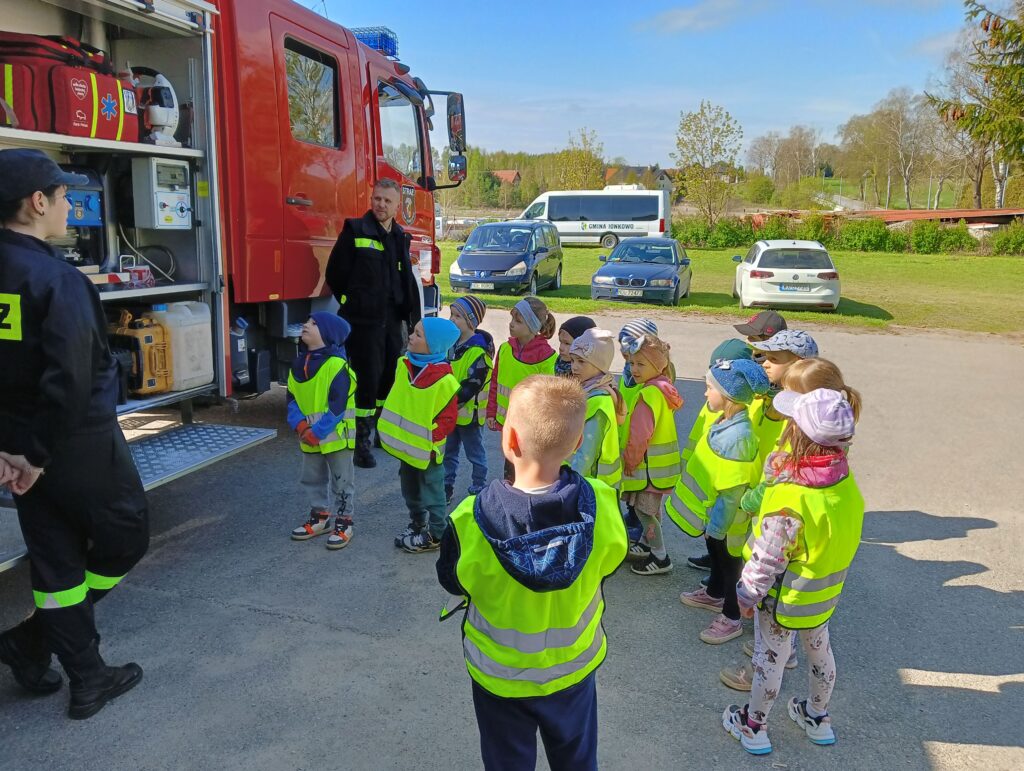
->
[700,614,744,644]
[679,586,725,612]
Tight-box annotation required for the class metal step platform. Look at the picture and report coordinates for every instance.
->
[1,422,276,573]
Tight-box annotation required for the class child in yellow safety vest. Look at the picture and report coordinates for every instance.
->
[485,296,558,481]
[719,356,863,694]
[567,328,626,487]
[436,375,627,771]
[621,335,683,576]
[674,359,769,644]
[379,317,461,554]
[287,313,358,549]
[443,296,495,506]
[722,388,863,757]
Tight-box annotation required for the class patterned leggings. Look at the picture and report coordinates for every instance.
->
[748,608,836,725]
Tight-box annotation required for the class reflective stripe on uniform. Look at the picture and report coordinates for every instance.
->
[354,238,384,251]
[355,407,376,417]
[33,582,89,610]
[775,593,843,619]
[85,571,124,591]
[666,488,707,535]
[380,433,432,463]
[466,592,603,655]
[464,622,606,686]
[783,568,848,593]
[597,460,621,479]
[379,408,433,443]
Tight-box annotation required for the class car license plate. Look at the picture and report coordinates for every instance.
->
[618,289,643,297]
[469,282,494,290]
[778,284,811,292]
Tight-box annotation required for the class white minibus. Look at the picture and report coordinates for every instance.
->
[520,189,670,248]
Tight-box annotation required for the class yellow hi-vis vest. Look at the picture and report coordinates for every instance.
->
[449,479,627,698]
[585,392,622,489]
[617,373,644,449]
[287,357,356,454]
[379,360,459,469]
[748,395,786,467]
[744,473,864,629]
[621,385,681,492]
[450,343,491,426]
[681,403,714,462]
[493,342,557,425]
[665,417,761,555]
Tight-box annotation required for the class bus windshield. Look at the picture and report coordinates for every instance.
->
[463,225,534,252]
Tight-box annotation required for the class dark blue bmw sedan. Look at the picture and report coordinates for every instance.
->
[590,238,692,305]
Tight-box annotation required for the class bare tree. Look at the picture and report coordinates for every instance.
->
[876,89,930,209]
[747,133,779,177]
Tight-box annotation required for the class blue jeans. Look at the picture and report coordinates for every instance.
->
[443,423,488,491]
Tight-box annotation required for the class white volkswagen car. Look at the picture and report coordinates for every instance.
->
[733,240,841,311]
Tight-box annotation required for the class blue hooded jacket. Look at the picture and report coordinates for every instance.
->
[436,467,604,594]
[286,312,353,440]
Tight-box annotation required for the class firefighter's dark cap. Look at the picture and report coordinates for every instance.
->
[0,149,89,202]
[734,310,788,338]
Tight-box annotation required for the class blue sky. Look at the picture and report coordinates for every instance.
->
[322,0,969,167]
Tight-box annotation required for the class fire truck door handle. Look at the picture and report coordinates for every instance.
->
[286,196,314,207]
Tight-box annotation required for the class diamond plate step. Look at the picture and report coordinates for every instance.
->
[1,423,276,572]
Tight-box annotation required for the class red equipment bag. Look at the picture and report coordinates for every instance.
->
[0,31,139,142]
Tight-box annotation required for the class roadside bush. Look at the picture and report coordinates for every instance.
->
[939,220,977,252]
[708,217,754,248]
[885,229,910,252]
[834,218,891,251]
[755,215,791,241]
[909,220,943,254]
[792,214,832,245]
[672,217,711,247]
[742,173,775,205]
[773,177,828,210]
[990,221,1024,255]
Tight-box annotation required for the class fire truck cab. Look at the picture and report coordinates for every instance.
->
[0,0,466,570]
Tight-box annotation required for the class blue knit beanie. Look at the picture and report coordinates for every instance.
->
[421,317,460,356]
[708,359,771,405]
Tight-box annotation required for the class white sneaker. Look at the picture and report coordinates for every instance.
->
[291,509,331,540]
[326,517,353,550]
[722,704,772,755]
[788,698,836,745]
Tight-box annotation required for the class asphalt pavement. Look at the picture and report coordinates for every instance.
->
[1,312,1021,771]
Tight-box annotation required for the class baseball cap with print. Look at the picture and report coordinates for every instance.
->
[751,329,818,359]
[772,388,854,447]
[734,311,787,338]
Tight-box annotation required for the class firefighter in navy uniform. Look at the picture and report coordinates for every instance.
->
[0,150,148,720]
[326,178,421,468]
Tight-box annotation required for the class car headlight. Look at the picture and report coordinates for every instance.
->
[648,279,674,287]
[592,276,614,285]
[449,262,463,276]
[506,261,528,277]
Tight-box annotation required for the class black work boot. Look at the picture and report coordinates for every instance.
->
[353,417,377,469]
[0,614,62,695]
[372,412,383,449]
[61,639,143,720]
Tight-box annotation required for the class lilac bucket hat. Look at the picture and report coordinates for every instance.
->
[772,388,855,447]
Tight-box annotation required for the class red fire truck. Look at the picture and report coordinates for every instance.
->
[0,0,467,567]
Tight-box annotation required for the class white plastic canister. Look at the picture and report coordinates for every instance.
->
[144,301,214,391]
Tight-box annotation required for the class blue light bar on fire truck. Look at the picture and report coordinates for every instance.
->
[351,26,399,58]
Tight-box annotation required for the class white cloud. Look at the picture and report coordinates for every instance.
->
[911,29,961,57]
[637,0,771,34]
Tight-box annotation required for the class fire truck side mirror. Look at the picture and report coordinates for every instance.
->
[446,93,466,153]
[448,154,467,184]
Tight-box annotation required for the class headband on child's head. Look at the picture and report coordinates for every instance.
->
[621,334,646,356]
[513,299,542,335]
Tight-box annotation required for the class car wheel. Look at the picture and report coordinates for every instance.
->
[732,279,739,299]
[667,284,680,306]
[600,233,618,250]
[528,273,538,296]
[553,263,562,290]
[682,276,690,299]
[738,282,748,309]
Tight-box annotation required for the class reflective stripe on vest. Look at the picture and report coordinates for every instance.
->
[744,474,864,630]
[450,344,491,426]
[379,361,459,469]
[287,357,357,454]
[493,342,557,426]
[621,384,681,491]
[585,392,622,489]
[451,480,627,698]
[665,419,760,555]
[617,375,644,449]
[353,237,384,251]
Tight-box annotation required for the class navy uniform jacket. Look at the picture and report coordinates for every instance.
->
[0,229,118,467]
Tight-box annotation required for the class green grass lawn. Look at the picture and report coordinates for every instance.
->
[439,243,1024,334]
[820,176,961,209]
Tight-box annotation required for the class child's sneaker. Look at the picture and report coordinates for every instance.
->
[686,553,712,571]
[326,517,353,550]
[720,663,755,692]
[630,553,672,575]
[399,531,441,554]
[700,614,743,644]
[291,509,331,540]
[394,519,423,547]
[625,541,651,562]
[723,704,772,755]
[679,586,725,612]
[788,698,836,745]
[744,639,798,669]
